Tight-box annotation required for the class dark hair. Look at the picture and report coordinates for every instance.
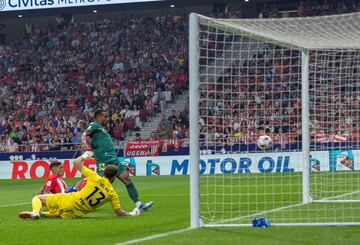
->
[49,161,62,169]
[94,109,106,118]
[104,165,118,179]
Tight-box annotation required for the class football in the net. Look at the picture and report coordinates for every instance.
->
[257,135,273,150]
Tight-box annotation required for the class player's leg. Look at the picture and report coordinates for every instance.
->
[42,196,76,218]
[117,170,139,203]
[41,194,65,218]
[40,211,59,218]
[96,163,106,176]
[33,195,46,212]
[66,178,87,193]
[18,194,47,220]
[117,164,153,211]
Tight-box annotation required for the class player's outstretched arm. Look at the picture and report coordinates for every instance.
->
[114,207,141,217]
[73,151,93,171]
[37,186,45,195]
[38,188,51,195]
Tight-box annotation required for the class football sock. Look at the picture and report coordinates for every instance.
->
[41,211,58,218]
[126,182,140,204]
[32,196,42,213]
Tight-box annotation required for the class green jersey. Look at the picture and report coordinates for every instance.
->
[86,122,117,164]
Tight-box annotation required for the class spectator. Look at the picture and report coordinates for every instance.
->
[167,110,177,126]
[71,132,80,145]
[148,131,159,140]
[49,136,61,151]
[173,125,185,139]
[6,138,19,153]
[158,124,170,140]
[175,111,186,128]
[134,132,141,141]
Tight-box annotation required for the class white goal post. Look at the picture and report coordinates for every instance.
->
[189,12,360,227]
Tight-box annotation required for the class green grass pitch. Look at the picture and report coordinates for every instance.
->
[200,171,360,224]
[0,175,359,245]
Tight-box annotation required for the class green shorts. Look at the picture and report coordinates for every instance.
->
[96,159,129,177]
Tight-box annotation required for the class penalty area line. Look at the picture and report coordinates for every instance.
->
[113,227,192,245]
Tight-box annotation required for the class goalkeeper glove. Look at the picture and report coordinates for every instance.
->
[129,207,141,216]
[81,151,93,160]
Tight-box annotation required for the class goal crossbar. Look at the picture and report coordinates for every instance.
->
[198,12,360,50]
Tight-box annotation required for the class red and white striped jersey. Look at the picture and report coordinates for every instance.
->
[42,175,68,194]
[312,131,328,142]
[329,133,348,142]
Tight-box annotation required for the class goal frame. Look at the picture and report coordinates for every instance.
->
[189,12,360,228]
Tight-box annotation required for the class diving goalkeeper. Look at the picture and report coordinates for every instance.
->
[19,151,140,219]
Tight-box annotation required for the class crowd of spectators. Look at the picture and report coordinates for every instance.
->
[259,0,360,18]
[0,14,188,152]
[1,1,360,153]
[199,38,360,149]
[127,108,189,142]
[199,44,302,148]
[297,0,360,17]
[155,109,189,140]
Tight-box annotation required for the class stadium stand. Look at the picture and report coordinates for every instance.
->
[0,14,188,152]
[1,0,360,152]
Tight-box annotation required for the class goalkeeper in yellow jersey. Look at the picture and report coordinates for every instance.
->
[18,151,141,219]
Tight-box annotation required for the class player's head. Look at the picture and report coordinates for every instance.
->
[49,161,64,177]
[94,109,108,125]
[104,165,118,183]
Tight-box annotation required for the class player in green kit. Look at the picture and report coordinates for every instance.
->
[82,109,153,211]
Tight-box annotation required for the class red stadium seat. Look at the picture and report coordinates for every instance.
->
[113,126,123,140]
[139,109,147,122]
[124,117,136,135]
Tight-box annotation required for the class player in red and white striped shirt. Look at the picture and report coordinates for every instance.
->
[38,161,88,194]
[38,161,68,194]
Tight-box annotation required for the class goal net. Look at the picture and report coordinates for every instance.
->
[189,12,360,227]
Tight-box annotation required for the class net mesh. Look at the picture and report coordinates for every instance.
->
[310,50,360,204]
[196,13,360,225]
[199,12,360,49]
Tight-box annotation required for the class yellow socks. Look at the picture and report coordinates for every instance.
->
[41,211,58,218]
[32,196,42,214]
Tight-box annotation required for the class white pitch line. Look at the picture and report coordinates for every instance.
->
[143,194,189,197]
[0,202,31,208]
[113,227,192,245]
[210,202,307,225]
[208,190,360,225]
[315,190,360,201]
[0,194,189,209]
